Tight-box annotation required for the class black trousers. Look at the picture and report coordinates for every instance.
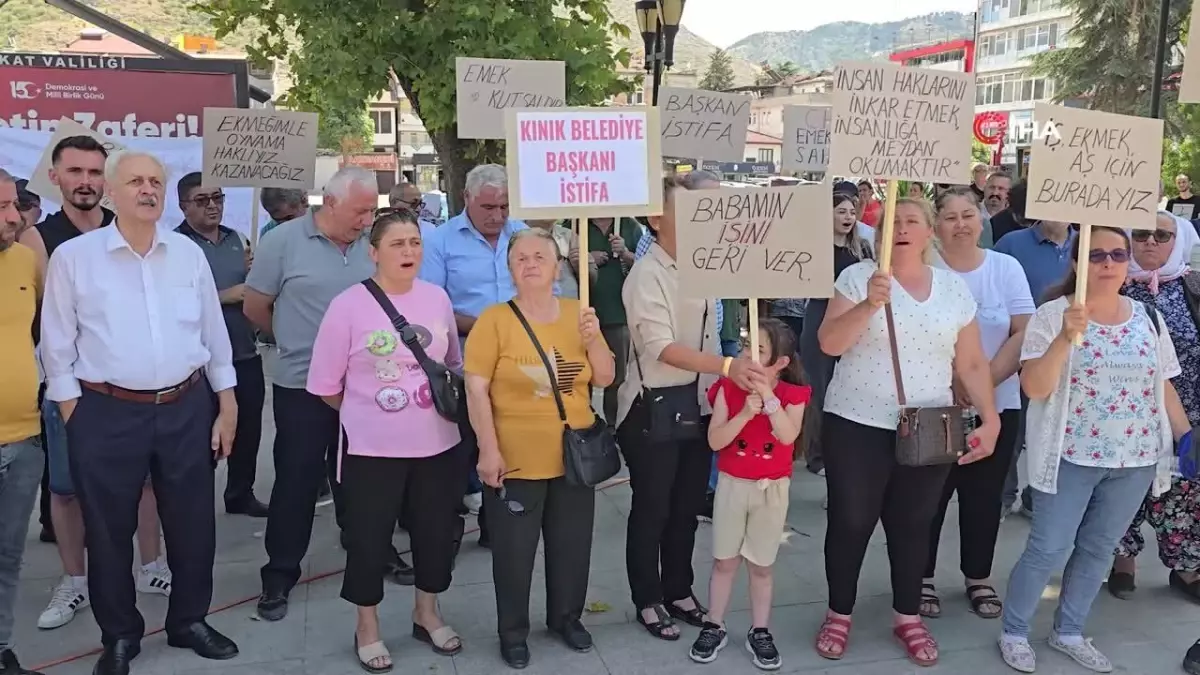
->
[823,413,951,616]
[261,385,346,592]
[486,476,595,645]
[67,381,216,645]
[341,446,467,606]
[619,396,711,609]
[925,409,1021,580]
[37,383,51,533]
[223,356,265,508]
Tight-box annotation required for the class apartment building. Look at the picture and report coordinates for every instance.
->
[366,85,439,191]
[974,0,1073,168]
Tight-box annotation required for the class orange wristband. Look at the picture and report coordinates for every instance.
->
[721,356,733,377]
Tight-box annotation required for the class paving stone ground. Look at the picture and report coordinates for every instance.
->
[12,386,1199,674]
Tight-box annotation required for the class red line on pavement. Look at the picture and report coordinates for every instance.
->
[32,476,632,672]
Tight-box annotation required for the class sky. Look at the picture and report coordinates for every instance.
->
[680,0,978,48]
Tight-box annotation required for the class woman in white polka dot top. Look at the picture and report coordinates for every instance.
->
[812,198,1002,668]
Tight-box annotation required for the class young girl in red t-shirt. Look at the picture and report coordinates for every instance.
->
[689,318,811,671]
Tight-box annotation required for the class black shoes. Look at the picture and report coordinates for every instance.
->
[384,552,416,586]
[552,619,593,653]
[0,649,44,675]
[689,622,728,663]
[500,640,530,669]
[38,527,55,544]
[1185,639,1200,675]
[226,497,269,518]
[256,587,289,622]
[165,621,239,660]
[91,640,140,675]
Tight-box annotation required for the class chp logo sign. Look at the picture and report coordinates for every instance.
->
[973,111,1008,145]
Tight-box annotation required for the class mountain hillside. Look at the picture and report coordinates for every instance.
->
[728,12,975,71]
[0,0,761,85]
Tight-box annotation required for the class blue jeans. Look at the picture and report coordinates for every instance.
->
[1001,461,1155,639]
[0,436,44,649]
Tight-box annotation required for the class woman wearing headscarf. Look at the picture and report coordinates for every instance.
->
[1108,212,1200,600]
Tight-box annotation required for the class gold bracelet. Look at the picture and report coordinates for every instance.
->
[721,356,733,377]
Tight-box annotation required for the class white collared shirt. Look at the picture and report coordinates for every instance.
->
[41,221,237,402]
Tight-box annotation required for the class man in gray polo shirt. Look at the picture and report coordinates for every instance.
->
[245,166,415,622]
[174,172,268,519]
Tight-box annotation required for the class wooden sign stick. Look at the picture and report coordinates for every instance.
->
[577,217,589,306]
[877,180,900,276]
[748,298,759,364]
[250,187,262,248]
[1070,223,1093,346]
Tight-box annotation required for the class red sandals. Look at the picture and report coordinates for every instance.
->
[894,621,939,667]
[814,615,851,660]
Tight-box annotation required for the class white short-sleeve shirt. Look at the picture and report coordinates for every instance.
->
[824,260,978,430]
[934,250,1035,411]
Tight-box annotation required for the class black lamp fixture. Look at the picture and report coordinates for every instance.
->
[635,0,658,74]
[658,0,685,68]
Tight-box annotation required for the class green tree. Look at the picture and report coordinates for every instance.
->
[775,61,800,79]
[1029,0,1190,116]
[198,0,634,212]
[314,102,374,158]
[699,48,735,91]
[972,139,993,166]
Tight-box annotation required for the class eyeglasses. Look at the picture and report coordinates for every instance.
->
[492,469,525,515]
[1132,229,1176,244]
[186,194,225,207]
[1087,248,1131,264]
[393,198,422,210]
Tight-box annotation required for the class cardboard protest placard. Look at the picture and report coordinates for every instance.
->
[675,184,834,300]
[504,106,663,220]
[658,86,751,163]
[200,108,318,190]
[1181,0,1200,103]
[456,57,566,140]
[27,117,124,211]
[829,61,975,183]
[1025,102,1162,230]
[782,105,831,173]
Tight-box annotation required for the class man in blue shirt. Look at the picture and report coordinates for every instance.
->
[994,218,1075,519]
[420,163,528,549]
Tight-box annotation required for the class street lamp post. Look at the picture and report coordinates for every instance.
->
[1150,0,1170,119]
[635,0,685,107]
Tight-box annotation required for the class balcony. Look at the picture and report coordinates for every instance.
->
[976,43,1059,74]
[979,5,1072,31]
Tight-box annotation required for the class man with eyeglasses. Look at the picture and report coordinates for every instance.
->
[259,188,312,239]
[175,172,268,518]
[388,182,436,236]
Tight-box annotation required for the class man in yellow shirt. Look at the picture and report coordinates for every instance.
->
[0,168,47,674]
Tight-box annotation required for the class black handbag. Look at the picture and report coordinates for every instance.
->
[884,304,965,466]
[362,279,465,424]
[507,300,621,487]
[629,301,709,443]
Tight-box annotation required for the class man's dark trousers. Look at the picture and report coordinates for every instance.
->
[67,381,216,645]
[223,356,265,509]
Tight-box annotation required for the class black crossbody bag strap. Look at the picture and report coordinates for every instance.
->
[361,279,437,375]
[506,301,570,429]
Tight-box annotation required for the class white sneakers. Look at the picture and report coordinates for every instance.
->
[37,577,89,630]
[38,563,172,630]
[136,561,172,597]
[999,634,1114,673]
[463,492,483,515]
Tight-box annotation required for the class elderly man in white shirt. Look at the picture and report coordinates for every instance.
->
[40,151,239,675]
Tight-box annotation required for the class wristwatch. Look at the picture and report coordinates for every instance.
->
[763,397,781,414]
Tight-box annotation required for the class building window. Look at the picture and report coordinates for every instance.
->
[1018,0,1058,16]
[1017,22,1058,51]
[982,0,1011,23]
[977,32,1013,60]
[632,90,645,105]
[369,110,393,135]
[976,72,1056,105]
[757,148,775,163]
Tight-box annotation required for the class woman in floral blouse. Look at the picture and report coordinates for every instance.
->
[1109,212,1200,599]
[998,226,1192,674]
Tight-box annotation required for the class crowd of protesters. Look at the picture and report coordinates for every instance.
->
[1,144,1199,675]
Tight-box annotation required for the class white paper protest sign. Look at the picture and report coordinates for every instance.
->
[456,58,566,140]
[1182,0,1200,103]
[830,61,975,183]
[658,87,751,163]
[201,108,318,190]
[783,105,831,173]
[676,184,834,300]
[504,107,663,219]
[1025,102,1162,230]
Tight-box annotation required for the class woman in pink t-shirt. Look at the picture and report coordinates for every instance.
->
[307,209,466,673]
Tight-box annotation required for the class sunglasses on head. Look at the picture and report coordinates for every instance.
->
[1131,229,1176,244]
[1087,248,1130,264]
[492,469,525,515]
[187,193,225,207]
